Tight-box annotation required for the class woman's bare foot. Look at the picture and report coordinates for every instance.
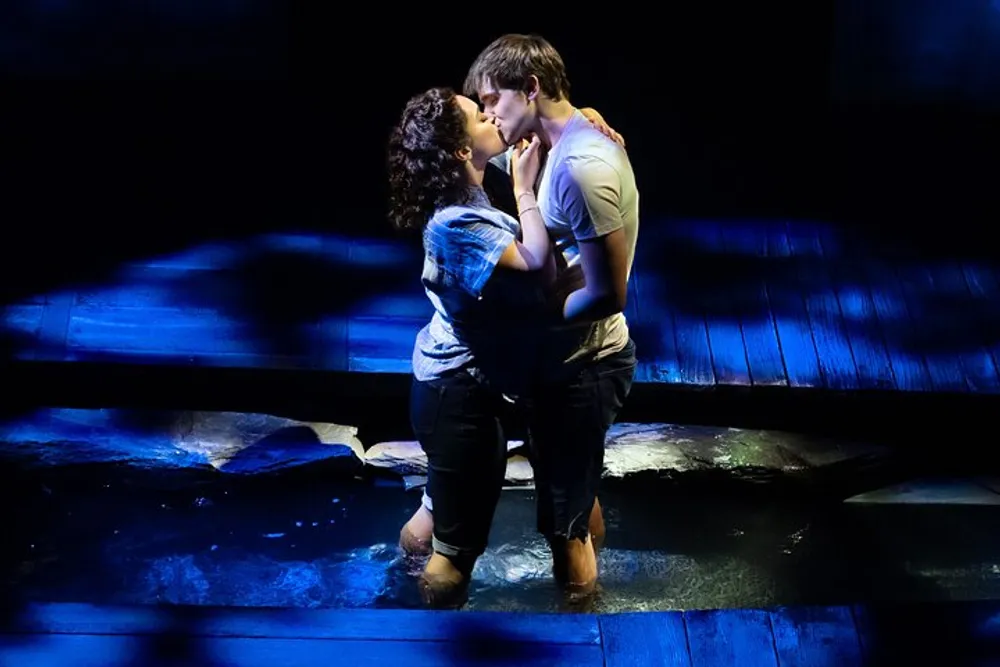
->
[399,504,433,555]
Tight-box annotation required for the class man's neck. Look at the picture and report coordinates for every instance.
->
[533,98,576,149]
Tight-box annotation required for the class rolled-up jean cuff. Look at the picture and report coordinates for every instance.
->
[421,489,433,512]
[432,536,481,559]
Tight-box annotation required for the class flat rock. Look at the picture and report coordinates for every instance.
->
[364,440,525,482]
[0,409,891,490]
[504,455,534,485]
[362,441,427,476]
[365,423,892,487]
[603,423,890,479]
[845,478,1000,505]
[0,408,363,476]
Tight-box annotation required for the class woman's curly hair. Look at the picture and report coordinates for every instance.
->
[387,87,473,232]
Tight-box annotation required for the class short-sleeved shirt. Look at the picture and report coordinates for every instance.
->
[412,185,546,393]
[491,110,640,378]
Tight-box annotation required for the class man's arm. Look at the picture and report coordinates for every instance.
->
[556,157,630,323]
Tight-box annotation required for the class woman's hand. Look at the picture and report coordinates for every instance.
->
[511,134,545,198]
[580,107,625,147]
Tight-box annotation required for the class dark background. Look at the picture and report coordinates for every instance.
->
[1,0,998,302]
[0,0,995,458]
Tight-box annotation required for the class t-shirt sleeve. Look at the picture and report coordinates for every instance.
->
[553,155,624,241]
[488,148,513,175]
[433,210,516,297]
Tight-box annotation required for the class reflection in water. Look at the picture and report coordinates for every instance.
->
[83,540,778,613]
[7,472,1000,613]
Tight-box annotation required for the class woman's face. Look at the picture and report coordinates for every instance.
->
[456,94,506,164]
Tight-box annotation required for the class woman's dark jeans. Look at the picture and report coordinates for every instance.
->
[410,370,510,559]
[411,338,637,557]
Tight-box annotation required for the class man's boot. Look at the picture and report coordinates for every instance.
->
[551,533,599,600]
[589,497,605,554]
[419,552,472,609]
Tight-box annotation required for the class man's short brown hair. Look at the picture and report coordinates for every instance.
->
[464,34,571,102]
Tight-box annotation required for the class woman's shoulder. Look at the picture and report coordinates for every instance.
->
[429,200,518,236]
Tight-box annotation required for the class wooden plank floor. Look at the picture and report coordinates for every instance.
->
[4,600,1000,666]
[3,219,1000,395]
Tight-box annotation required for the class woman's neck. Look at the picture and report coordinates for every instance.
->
[465,159,487,187]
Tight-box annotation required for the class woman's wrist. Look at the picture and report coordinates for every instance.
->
[517,197,539,217]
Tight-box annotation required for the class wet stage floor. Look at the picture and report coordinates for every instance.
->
[6,465,1000,614]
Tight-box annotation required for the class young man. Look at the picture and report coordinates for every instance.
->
[399,34,638,600]
[468,33,640,598]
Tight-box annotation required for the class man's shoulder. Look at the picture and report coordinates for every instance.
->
[554,125,631,179]
[550,142,629,195]
[565,115,627,155]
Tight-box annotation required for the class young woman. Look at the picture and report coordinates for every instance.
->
[387,87,620,608]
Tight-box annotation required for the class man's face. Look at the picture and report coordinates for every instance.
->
[477,82,534,147]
